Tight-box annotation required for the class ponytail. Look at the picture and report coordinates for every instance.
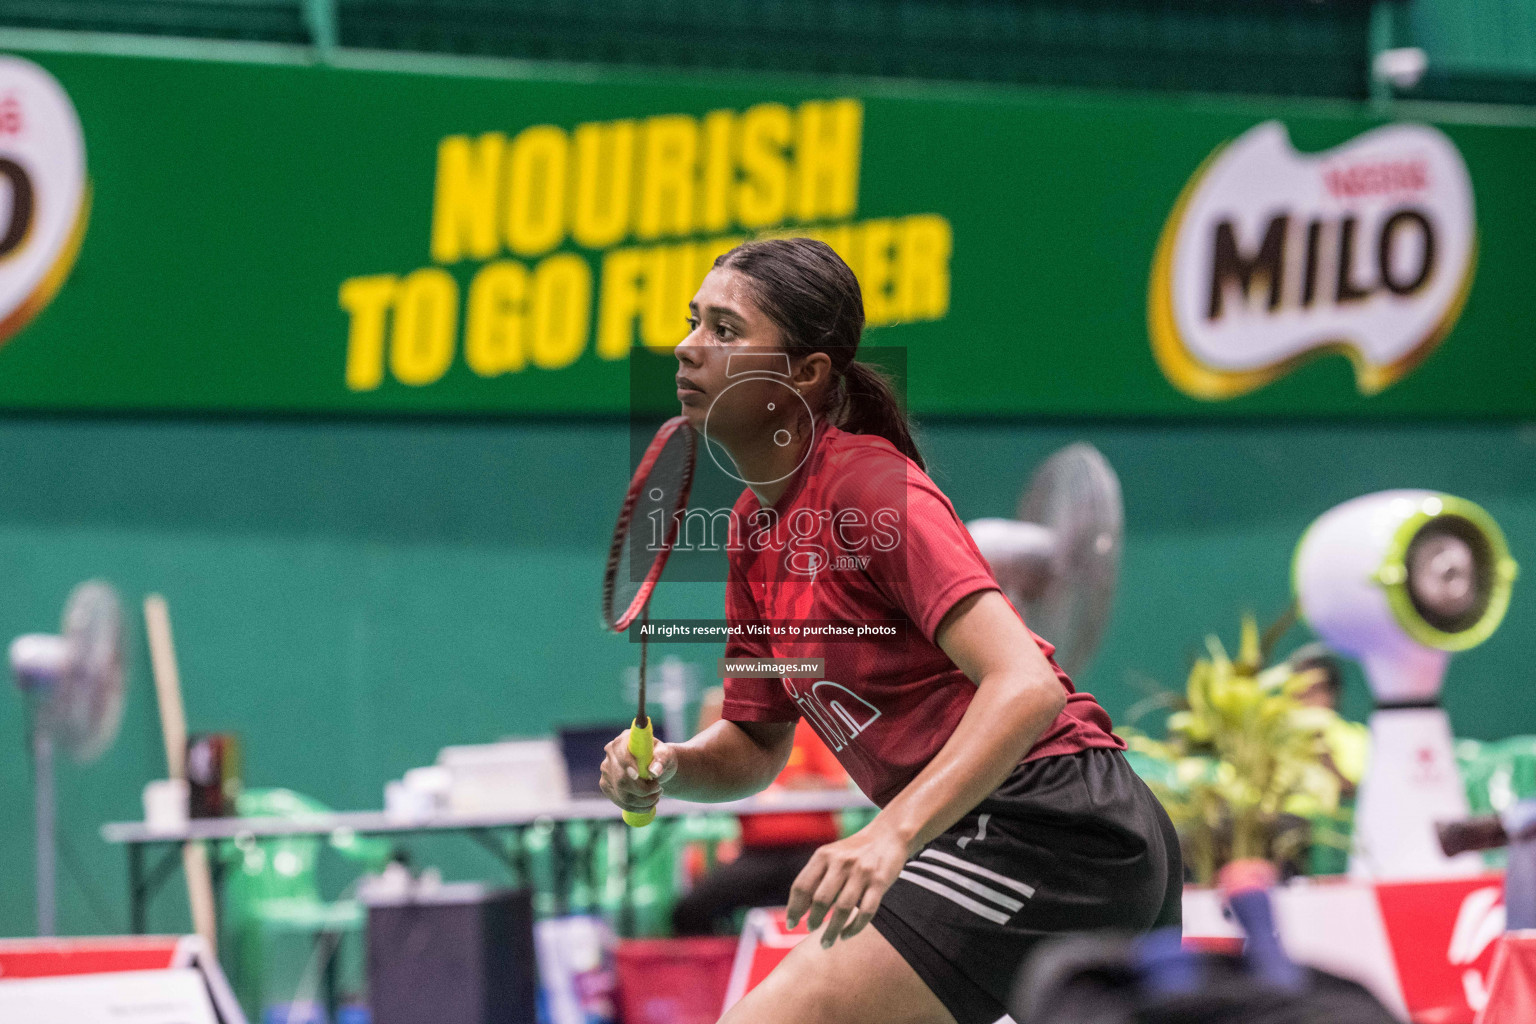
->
[713,237,927,472]
[836,359,925,471]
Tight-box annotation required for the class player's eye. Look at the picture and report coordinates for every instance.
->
[717,323,735,340]
[685,315,700,332]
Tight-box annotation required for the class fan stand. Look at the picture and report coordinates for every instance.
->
[31,722,56,936]
[14,633,68,938]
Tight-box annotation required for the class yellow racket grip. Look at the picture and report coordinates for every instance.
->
[622,718,656,828]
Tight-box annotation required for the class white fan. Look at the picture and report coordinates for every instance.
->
[1294,491,1518,880]
[966,443,1124,678]
[11,580,126,935]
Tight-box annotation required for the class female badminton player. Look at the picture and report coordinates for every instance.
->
[599,238,1181,1024]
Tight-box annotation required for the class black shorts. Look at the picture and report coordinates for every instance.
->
[872,748,1183,1024]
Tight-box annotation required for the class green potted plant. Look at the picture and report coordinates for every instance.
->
[1125,614,1352,884]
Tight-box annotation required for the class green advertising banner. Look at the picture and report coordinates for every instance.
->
[1,42,1534,417]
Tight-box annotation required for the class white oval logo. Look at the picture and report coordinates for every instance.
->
[0,56,88,345]
[1149,120,1475,400]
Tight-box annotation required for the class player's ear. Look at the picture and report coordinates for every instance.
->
[793,351,833,391]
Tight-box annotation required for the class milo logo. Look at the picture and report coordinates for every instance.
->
[1149,120,1475,400]
[0,56,88,346]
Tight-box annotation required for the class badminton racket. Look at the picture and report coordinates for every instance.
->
[601,415,697,826]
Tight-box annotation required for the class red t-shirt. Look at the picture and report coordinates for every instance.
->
[721,422,1123,808]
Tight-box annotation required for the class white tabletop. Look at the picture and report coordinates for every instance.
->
[102,788,876,844]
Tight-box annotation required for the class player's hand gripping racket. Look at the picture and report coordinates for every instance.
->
[601,416,697,826]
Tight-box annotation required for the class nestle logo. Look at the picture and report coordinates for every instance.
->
[0,94,22,137]
[1322,158,1428,199]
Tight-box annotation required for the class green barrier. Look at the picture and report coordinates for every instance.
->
[219,789,391,1019]
[1456,737,1536,869]
[510,813,744,937]
[1459,736,1536,815]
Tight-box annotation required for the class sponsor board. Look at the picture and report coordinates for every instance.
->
[2,45,1535,417]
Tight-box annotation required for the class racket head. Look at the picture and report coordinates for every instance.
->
[601,416,697,632]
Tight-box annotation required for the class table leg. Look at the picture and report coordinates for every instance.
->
[322,930,340,1019]
[206,842,224,955]
[581,824,599,912]
[131,847,184,935]
[512,826,531,890]
[616,826,634,938]
[128,844,144,934]
[551,821,571,916]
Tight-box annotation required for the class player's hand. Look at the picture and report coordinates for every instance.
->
[786,824,909,948]
[599,729,679,814]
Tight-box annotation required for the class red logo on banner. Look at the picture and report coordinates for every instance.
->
[1375,875,1505,1024]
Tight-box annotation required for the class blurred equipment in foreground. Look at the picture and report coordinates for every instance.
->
[364,876,537,1024]
[1437,804,1536,1023]
[1457,735,1536,825]
[437,739,571,816]
[1012,858,1398,1024]
[9,579,126,936]
[536,915,618,1024]
[221,787,390,1022]
[966,442,1123,677]
[1440,799,1536,931]
[0,934,245,1023]
[1294,491,1519,880]
[187,731,242,818]
[614,935,736,1024]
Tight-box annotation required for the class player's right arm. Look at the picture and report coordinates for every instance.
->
[599,719,795,813]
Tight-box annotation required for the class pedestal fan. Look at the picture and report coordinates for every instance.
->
[10,580,126,935]
[965,443,1123,678]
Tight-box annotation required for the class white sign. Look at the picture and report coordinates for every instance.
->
[1150,120,1475,400]
[0,56,88,347]
[0,968,220,1024]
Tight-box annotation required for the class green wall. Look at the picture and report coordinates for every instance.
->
[0,413,1532,938]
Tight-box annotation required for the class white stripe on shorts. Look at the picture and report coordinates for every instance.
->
[919,849,1037,898]
[896,870,1011,925]
[901,860,1024,912]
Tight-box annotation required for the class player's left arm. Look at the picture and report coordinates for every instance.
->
[786,588,1067,946]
